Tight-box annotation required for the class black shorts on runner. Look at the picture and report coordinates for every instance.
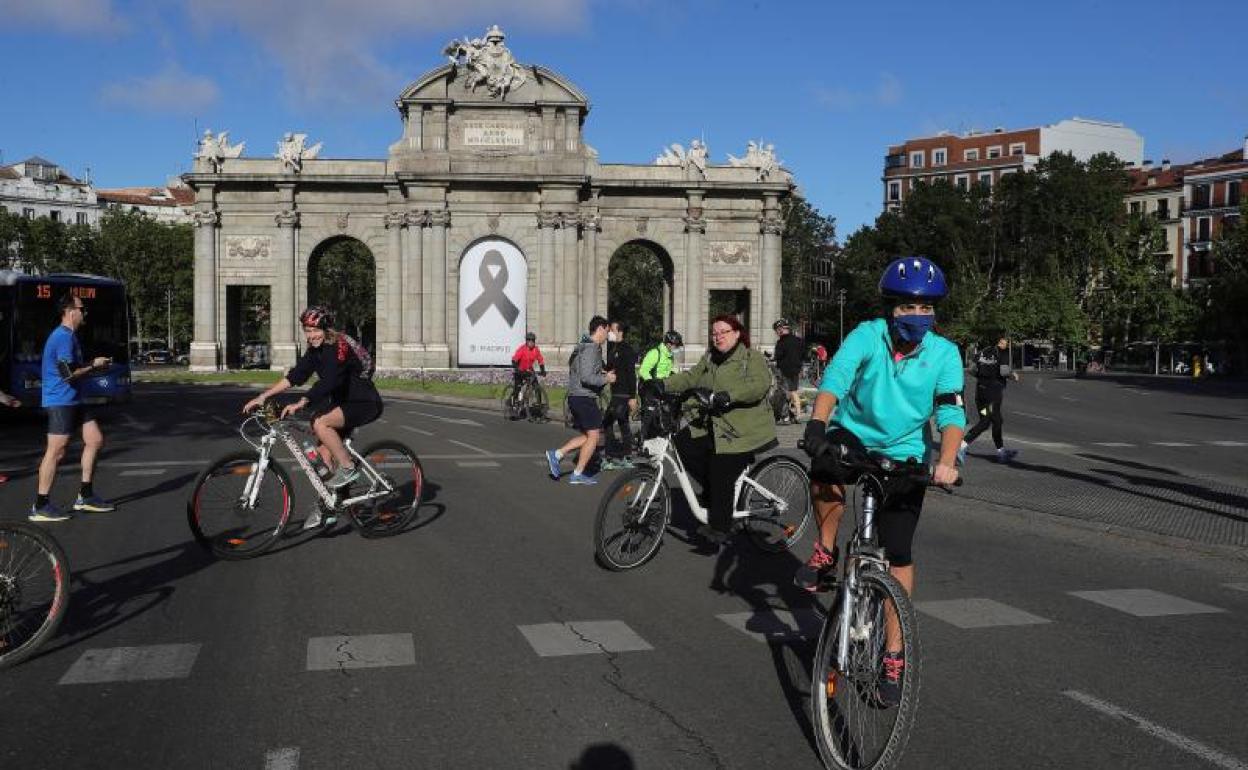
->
[46,405,97,436]
[567,395,603,432]
[781,373,800,393]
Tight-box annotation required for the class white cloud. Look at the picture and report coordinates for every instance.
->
[875,72,903,106]
[182,0,588,107]
[816,72,904,111]
[1,0,127,34]
[98,65,220,114]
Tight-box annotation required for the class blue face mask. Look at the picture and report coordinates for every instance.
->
[891,314,934,344]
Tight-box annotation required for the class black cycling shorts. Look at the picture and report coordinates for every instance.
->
[46,405,97,436]
[318,400,383,434]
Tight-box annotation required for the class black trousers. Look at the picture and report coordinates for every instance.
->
[602,395,634,457]
[674,429,755,534]
[964,388,1004,449]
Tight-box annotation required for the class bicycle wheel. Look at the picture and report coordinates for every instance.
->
[741,455,812,553]
[501,384,518,421]
[348,441,424,538]
[0,523,70,669]
[594,467,671,571]
[187,451,293,560]
[811,569,921,770]
[526,381,550,421]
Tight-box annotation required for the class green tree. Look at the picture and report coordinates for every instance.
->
[608,243,668,348]
[780,196,836,329]
[310,238,376,347]
[1204,200,1248,371]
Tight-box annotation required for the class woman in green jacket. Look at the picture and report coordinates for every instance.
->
[662,314,778,545]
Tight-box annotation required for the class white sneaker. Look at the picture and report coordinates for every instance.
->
[302,507,323,531]
[956,440,968,466]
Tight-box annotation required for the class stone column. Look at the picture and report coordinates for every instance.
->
[684,195,707,355]
[563,108,579,153]
[760,195,784,351]
[579,212,601,321]
[561,214,580,341]
[380,211,405,369]
[541,108,557,153]
[272,209,300,369]
[537,211,559,343]
[425,209,450,364]
[402,210,427,365]
[190,209,220,370]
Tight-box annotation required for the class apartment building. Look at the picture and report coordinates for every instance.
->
[0,156,99,226]
[96,181,195,225]
[883,117,1144,211]
[1125,160,1190,285]
[1183,140,1246,282]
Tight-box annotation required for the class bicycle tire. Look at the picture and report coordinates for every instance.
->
[187,451,293,560]
[593,467,671,571]
[0,522,70,669]
[741,455,812,553]
[501,384,518,421]
[348,440,424,538]
[811,569,921,770]
[527,381,550,421]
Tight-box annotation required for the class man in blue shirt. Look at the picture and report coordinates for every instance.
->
[31,292,115,521]
[798,256,965,707]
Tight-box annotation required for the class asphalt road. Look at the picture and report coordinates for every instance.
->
[1,379,1246,769]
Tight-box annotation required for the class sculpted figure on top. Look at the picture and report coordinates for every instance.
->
[654,139,709,178]
[443,25,528,99]
[728,140,782,181]
[275,132,323,173]
[196,129,245,171]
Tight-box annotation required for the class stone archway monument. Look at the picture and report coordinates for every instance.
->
[185,25,793,370]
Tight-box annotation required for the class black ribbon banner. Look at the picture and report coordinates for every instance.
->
[464,249,520,326]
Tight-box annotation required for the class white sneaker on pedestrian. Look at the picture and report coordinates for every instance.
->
[956,440,968,466]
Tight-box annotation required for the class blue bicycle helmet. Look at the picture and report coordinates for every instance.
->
[878,257,948,301]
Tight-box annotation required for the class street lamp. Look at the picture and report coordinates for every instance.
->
[837,288,847,344]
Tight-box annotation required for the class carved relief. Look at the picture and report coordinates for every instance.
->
[709,242,754,265]
[383,212,405,229]
[405,210,430,228]
[274,210,300,227]
[428,210,451,228]
[443,25,527,99]
[487,213,500,233]
[579,212,601,232]
[337,213,351,231]
[275,133,322,174]
[191,210,220,228]
[636,217,649,235]
[537,211,562,229]
[225,236,272,260]
[760,214,784,235]
[195,130,244,172]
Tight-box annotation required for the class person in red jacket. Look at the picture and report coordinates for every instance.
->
[511,332,547,387]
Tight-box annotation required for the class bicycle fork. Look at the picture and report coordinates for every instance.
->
[241,439,274,509]
[835,491,879,670]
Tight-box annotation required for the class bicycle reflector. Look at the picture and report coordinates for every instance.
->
[825,672,838,698]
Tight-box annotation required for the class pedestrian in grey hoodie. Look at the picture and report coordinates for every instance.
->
[546,316,616,484]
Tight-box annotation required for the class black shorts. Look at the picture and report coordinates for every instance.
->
[780,373,800,393]
[319,401,383,434]
[567,395,603,431]
[46,405,97,436]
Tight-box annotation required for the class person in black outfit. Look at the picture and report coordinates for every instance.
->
[772,318,805,424]
[961,335,1020,463]
[602,320,638,468]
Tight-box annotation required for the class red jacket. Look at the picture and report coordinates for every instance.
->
[512,344,545,372]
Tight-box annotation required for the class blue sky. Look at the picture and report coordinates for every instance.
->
[2,0,1245,238]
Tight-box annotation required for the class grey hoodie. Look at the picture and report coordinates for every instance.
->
[568,335,608,398]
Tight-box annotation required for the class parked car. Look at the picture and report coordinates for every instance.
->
[144,349,173,365]
[175,352,189,365]
[240,341,270,369]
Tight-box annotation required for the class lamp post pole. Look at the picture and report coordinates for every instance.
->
[837,288,847,344]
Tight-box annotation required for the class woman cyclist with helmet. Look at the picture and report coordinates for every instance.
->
[796,256,965,707]
[243,306,384,505]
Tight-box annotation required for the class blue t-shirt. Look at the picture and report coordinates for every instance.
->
[818,318,966,462]
[41,325,81,407]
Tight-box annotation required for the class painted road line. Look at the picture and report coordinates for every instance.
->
[377,418,391,425]
[119,469,168,477]
[420,452,538,460]
[1209,441,1248,447]
[448,439,490,455]
[1093,442,1136,447]
[263,748,300,770]
[1069,589,1225,617]
[1014,411,1055,421]
[1153,442,1197,447]
[400,425,435,437]
[306,633,416,671]
[1060,396,1078,402]
[456,461,500,468]
[410,410,483,427]
[60,643,201,684]
[1062,690,1248,770]
[1011,438,1077,449]
[915,598,1051,629]
[103,460,209,467]
[717,609,823,643]
[1223,583,1248,592]
[518,621,653,657]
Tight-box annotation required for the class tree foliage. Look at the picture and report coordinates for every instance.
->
[608,242,669,348]
[780,195,836,326]
[309,238,377,347]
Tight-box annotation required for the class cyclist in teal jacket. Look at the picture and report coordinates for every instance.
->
[798,256,965,707]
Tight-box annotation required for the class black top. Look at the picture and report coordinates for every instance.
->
[605,340,638,398]
[973,346,1009,392]
[773,333,806,377]
[286,337,382,410]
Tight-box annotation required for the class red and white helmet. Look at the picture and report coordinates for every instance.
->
[299,305,334,330]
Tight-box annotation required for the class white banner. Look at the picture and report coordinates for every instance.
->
[458,239,527,365]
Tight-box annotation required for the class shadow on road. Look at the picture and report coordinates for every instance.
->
[1074,453,1181,477]
[568,743,634,770]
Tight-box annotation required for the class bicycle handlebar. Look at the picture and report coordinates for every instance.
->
[797,440,962,489]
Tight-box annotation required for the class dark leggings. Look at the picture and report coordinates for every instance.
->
[964,389,1004,449]
[602,396,633,457]
[675,429,755,533]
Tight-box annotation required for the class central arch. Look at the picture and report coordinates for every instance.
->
[608,240,674,349]
[307,236,377,351]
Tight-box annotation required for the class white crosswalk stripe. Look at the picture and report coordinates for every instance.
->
[518,620,653,657]
[717,609,823,643]
[60,643,201,684]
[306,634,416,671]
[1069,589,1225,617]
[915,598,1052,628]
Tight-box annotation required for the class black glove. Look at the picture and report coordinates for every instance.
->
[802,419,829,458]
[689,387,714,405]
[539,366,547,377]
[710,391,732,412]
[643,379,665,397]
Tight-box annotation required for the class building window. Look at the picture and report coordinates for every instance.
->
[1129,201,1141,215]
[888,181,901,202]
[1156,198,1169,219]
[987,146,1002,159]
[955,175,969,191]
[978,172,993,189]
[23,208,35,219]
[49,210,61,223]
[885,153,905,169]
[964,149,980,162]
[76,212,89,225]
[1197,217,1211,242]
[1229,180,1242,207]
[1009,142,1026,156]
[910,151,925,169]
[933,148,947,166]
[1192,184,1210,209]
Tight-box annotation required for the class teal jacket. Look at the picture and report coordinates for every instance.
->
[819,319,966,462]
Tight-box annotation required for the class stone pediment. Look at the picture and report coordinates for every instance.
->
[397,63,588,109]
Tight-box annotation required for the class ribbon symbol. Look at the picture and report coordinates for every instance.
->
[465,249,520,326]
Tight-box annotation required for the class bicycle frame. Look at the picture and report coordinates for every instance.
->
[240,418,394,511]
[834,476,892,672]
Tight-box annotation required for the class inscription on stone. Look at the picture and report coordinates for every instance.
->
[709,241,754,265]
[225,236,272,260]
[463,120,525,147]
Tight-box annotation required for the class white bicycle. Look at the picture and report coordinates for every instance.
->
[593,389,812,570]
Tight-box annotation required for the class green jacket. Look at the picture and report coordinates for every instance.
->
[664,344,776,454]
[638,344,675,380]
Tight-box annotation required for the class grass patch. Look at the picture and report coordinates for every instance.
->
[135,369,282,385]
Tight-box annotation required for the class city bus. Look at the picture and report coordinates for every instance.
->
[0,271,133,406]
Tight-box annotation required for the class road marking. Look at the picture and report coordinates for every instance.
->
[1153,441,1196,447]
[717,609,823,643]
[1060,396,1078,402]
[119,468,168,477]
[1062,690,1248,770]
[410,410,483,427]
[263,748,300,770]
[448,439,490,455]
[456,461,500,468]
[1224,583,1248,592]
[306,633,416,671]
[377,418,390,425]
[60,643,201,684]
[1014,411,1055,421]
[421,452,538,460]
[401,425,435,437]
[915,598,1051,629]
[1093,442,1136,447]
[518,621,653,657]
[1011,438,1077,449]
[1209,441,1248,447]
[1069,589,1225,617]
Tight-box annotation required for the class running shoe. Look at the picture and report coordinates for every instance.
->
[568,472,597,486]
[793,543,839,592]
[326,466,360,489]
[29,502,72,522]
[876,652,906,708]
[73,495,115,513]
[545,449,562,480]
[996,448,1019,463]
